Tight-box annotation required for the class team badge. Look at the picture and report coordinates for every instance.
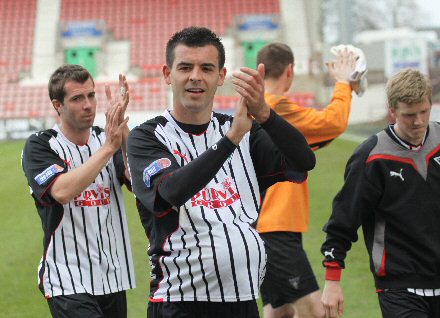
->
[143,158,171,188]
[34,164,64,185]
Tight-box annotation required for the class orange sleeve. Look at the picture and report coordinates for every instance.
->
[266,83,352,149]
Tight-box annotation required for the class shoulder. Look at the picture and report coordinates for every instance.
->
[266,93,290,105]
[355,134,378,155]
[430,121,440,132]
[128,115,169,146]
[25,129,58,148]
[347,134,379,167]
[265,93,288,105]
[130,116,163,137]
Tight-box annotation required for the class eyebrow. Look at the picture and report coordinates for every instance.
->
[68,90,95,100]
[176,62,216,68]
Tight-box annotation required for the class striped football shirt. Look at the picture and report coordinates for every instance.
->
[22,124,135,298]
[127,110,308,302]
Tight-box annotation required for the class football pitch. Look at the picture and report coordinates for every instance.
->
[0,137,381,317]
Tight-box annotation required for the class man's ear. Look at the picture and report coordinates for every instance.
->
[287,63,294,78]
[163,64,171,85]
[52,99,62,116]
[218,67,227,86]
[388,106,397,123]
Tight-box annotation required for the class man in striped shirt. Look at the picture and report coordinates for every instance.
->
[22,65,135,318]
[127,27,315,318]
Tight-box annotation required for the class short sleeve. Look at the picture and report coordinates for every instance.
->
[22,133,67,205]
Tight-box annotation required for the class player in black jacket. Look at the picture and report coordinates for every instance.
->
[320,68,440,318]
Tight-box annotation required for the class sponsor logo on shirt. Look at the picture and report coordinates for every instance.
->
[143,158,171,188]
[434,156,440,166]
[34,164,64,185]
[74,183,111,207]
[173,150,189,163]
[191,177,240,209]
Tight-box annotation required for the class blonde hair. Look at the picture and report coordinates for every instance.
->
[386,68,432,109]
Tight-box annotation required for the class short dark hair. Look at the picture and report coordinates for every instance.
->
[257,43,294,79]
[48,64,94,103]
[166,26,225,69]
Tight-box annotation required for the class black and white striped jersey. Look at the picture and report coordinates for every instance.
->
[127,110,309,302]
[22,124,135,298]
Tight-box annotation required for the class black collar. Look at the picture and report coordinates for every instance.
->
[172,116,210,135]
[386,124,429,151]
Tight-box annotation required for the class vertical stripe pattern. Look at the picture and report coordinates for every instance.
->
[150,111,265,302]
[24,125,135,298]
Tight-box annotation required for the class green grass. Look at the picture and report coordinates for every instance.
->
[306,138,381,318]
[0,137,381,317]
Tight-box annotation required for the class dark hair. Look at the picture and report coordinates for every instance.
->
[48,64,94,103]
[257,43,294,79]
[166,26,225,69]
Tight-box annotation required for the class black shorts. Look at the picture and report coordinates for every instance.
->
[260,231,319,308]
[378,289,440,318]
[147,300,259,318]
[47,291,127,318]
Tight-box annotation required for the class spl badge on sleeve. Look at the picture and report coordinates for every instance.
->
[143,158,171,188]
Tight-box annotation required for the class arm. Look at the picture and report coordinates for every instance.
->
[320,137,381,316]
[270,83,352,150]
[270,49,356,149]
[127,123,237,214]
[50,105,129,204]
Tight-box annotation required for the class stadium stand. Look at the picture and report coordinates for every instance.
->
[60,0,280,75]
[0,0,36,84]
[0,0,280,120]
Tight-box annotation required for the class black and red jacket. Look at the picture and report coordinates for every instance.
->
[321,122,440,289]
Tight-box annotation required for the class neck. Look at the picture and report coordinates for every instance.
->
[171,108,211,125]
[59,124,90,145]
[265,78,288,96]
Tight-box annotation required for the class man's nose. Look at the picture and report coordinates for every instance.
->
[414,114,424,125]
[83,98,93,110]
[189,68,202,82]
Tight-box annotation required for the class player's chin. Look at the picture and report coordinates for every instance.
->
[81,118,95,129]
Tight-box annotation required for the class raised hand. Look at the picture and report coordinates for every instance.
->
[326,48,356,84]
[104,103,129,153]
[105,74,130,125]
[226,97,253,145]
[232,64,270,123]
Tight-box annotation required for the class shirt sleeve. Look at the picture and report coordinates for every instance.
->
[127,125,237,215]
[321,136,381,272]
[250,109,316,191]
[269,83,352,150]
[22,132,68,206]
